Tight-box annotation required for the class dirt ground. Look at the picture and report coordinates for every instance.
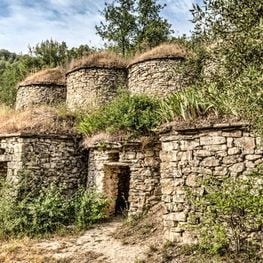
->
[0,219,149,263]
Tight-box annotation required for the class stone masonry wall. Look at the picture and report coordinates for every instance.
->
[159,122,263,243]
[128,58,187,98]
[0,135,24,184]
[87,141,161,215]
[66,67,127,110]
[16,84,66,110]
[0,133,88,194]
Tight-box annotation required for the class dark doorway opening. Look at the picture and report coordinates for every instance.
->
[115,166,130,215]
[104,165,131,216]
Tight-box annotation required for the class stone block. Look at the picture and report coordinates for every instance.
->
[229,163,245,173]
[245,154,262,161]
[234,137,255,154]
[228,147,241,155]
[180,140,200,150]
[200,136,226,145]
[201,156,220,167]
[204,144,227,151]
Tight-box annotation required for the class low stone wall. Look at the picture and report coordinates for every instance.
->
[87,140,161,215]
[159,122,263,243]
[128,58,187,98]
[66,67,127,110]
[16,84,66,110]
[0,133,88,194]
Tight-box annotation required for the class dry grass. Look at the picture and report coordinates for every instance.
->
[129,43,188,66]
[0,104,76,134]
[19,67,66,87]
[68,51,127,72]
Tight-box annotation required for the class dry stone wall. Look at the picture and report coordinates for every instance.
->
[87,141,161,215]
[159,122,263,243]
[0,133,88,194]
[16,84,66,110]
[66,67,127,110]
[128,58,187,98]
[0,135,24,184]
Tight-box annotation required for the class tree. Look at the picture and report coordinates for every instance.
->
[191,0,263,76]
[28,39,69,67]
[95,0,136,56]
[96,0,173,55]
[135,0,173,50]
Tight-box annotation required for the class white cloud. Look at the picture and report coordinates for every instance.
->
[0,0,199,53]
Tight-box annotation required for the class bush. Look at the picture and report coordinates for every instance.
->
[0,183,108,238]
[78,93,161,136]
[189,171,263,254]
[74,189,108,229]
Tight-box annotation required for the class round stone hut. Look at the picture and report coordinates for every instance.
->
[16,68,66,110]
[128,44,188,98]
[66,52,127,111]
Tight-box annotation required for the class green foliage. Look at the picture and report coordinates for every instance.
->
[0,182,108,238]
[135,0,173,51]
[78,93,161,136]
[159,87,220,122]
[74,189,109,229]
[96,0,173,55]
[191,0,263,76]
[188,171,263,254]
[96,0,136,56]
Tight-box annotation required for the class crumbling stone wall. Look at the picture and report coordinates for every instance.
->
[16,84,66,110]
[0,133,88,193]
[66,67,127,110]
[128,58,187,98]
[159,122,263,243]
[87,141,161,215]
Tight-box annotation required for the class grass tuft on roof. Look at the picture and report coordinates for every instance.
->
[129,43,188,66]
[68,51,127,73]
[19,68,66,87]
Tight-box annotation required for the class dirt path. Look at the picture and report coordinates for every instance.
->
[35,219,148,263]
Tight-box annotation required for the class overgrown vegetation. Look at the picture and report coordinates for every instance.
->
[0,181,108,238]
[187,170,263,257]
[78,92,161,136]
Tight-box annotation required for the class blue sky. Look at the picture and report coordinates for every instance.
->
[0,0,201,54]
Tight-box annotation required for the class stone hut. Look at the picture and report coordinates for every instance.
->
[128,44,188,98]
[66,52,127,111]
[0,132,88,194]
[158,121,263,243]
[16,68,66,110]
[86,139,161,216]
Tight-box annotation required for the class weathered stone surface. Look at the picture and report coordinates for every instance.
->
[160,124,263,245]
[228,147,241,155]
[0,134,87,194]
[128,59,190,98]
[66,67,127,110]
[235,137,255,153]
[16,84,66,110]
[200,136,226,145]
[201,156,220,167]
[87,141,161,216]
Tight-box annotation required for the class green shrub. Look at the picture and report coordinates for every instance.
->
[0,183,108,238]
[188,171,263,254]
[74,189,108,229]
[78,93,161,136]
